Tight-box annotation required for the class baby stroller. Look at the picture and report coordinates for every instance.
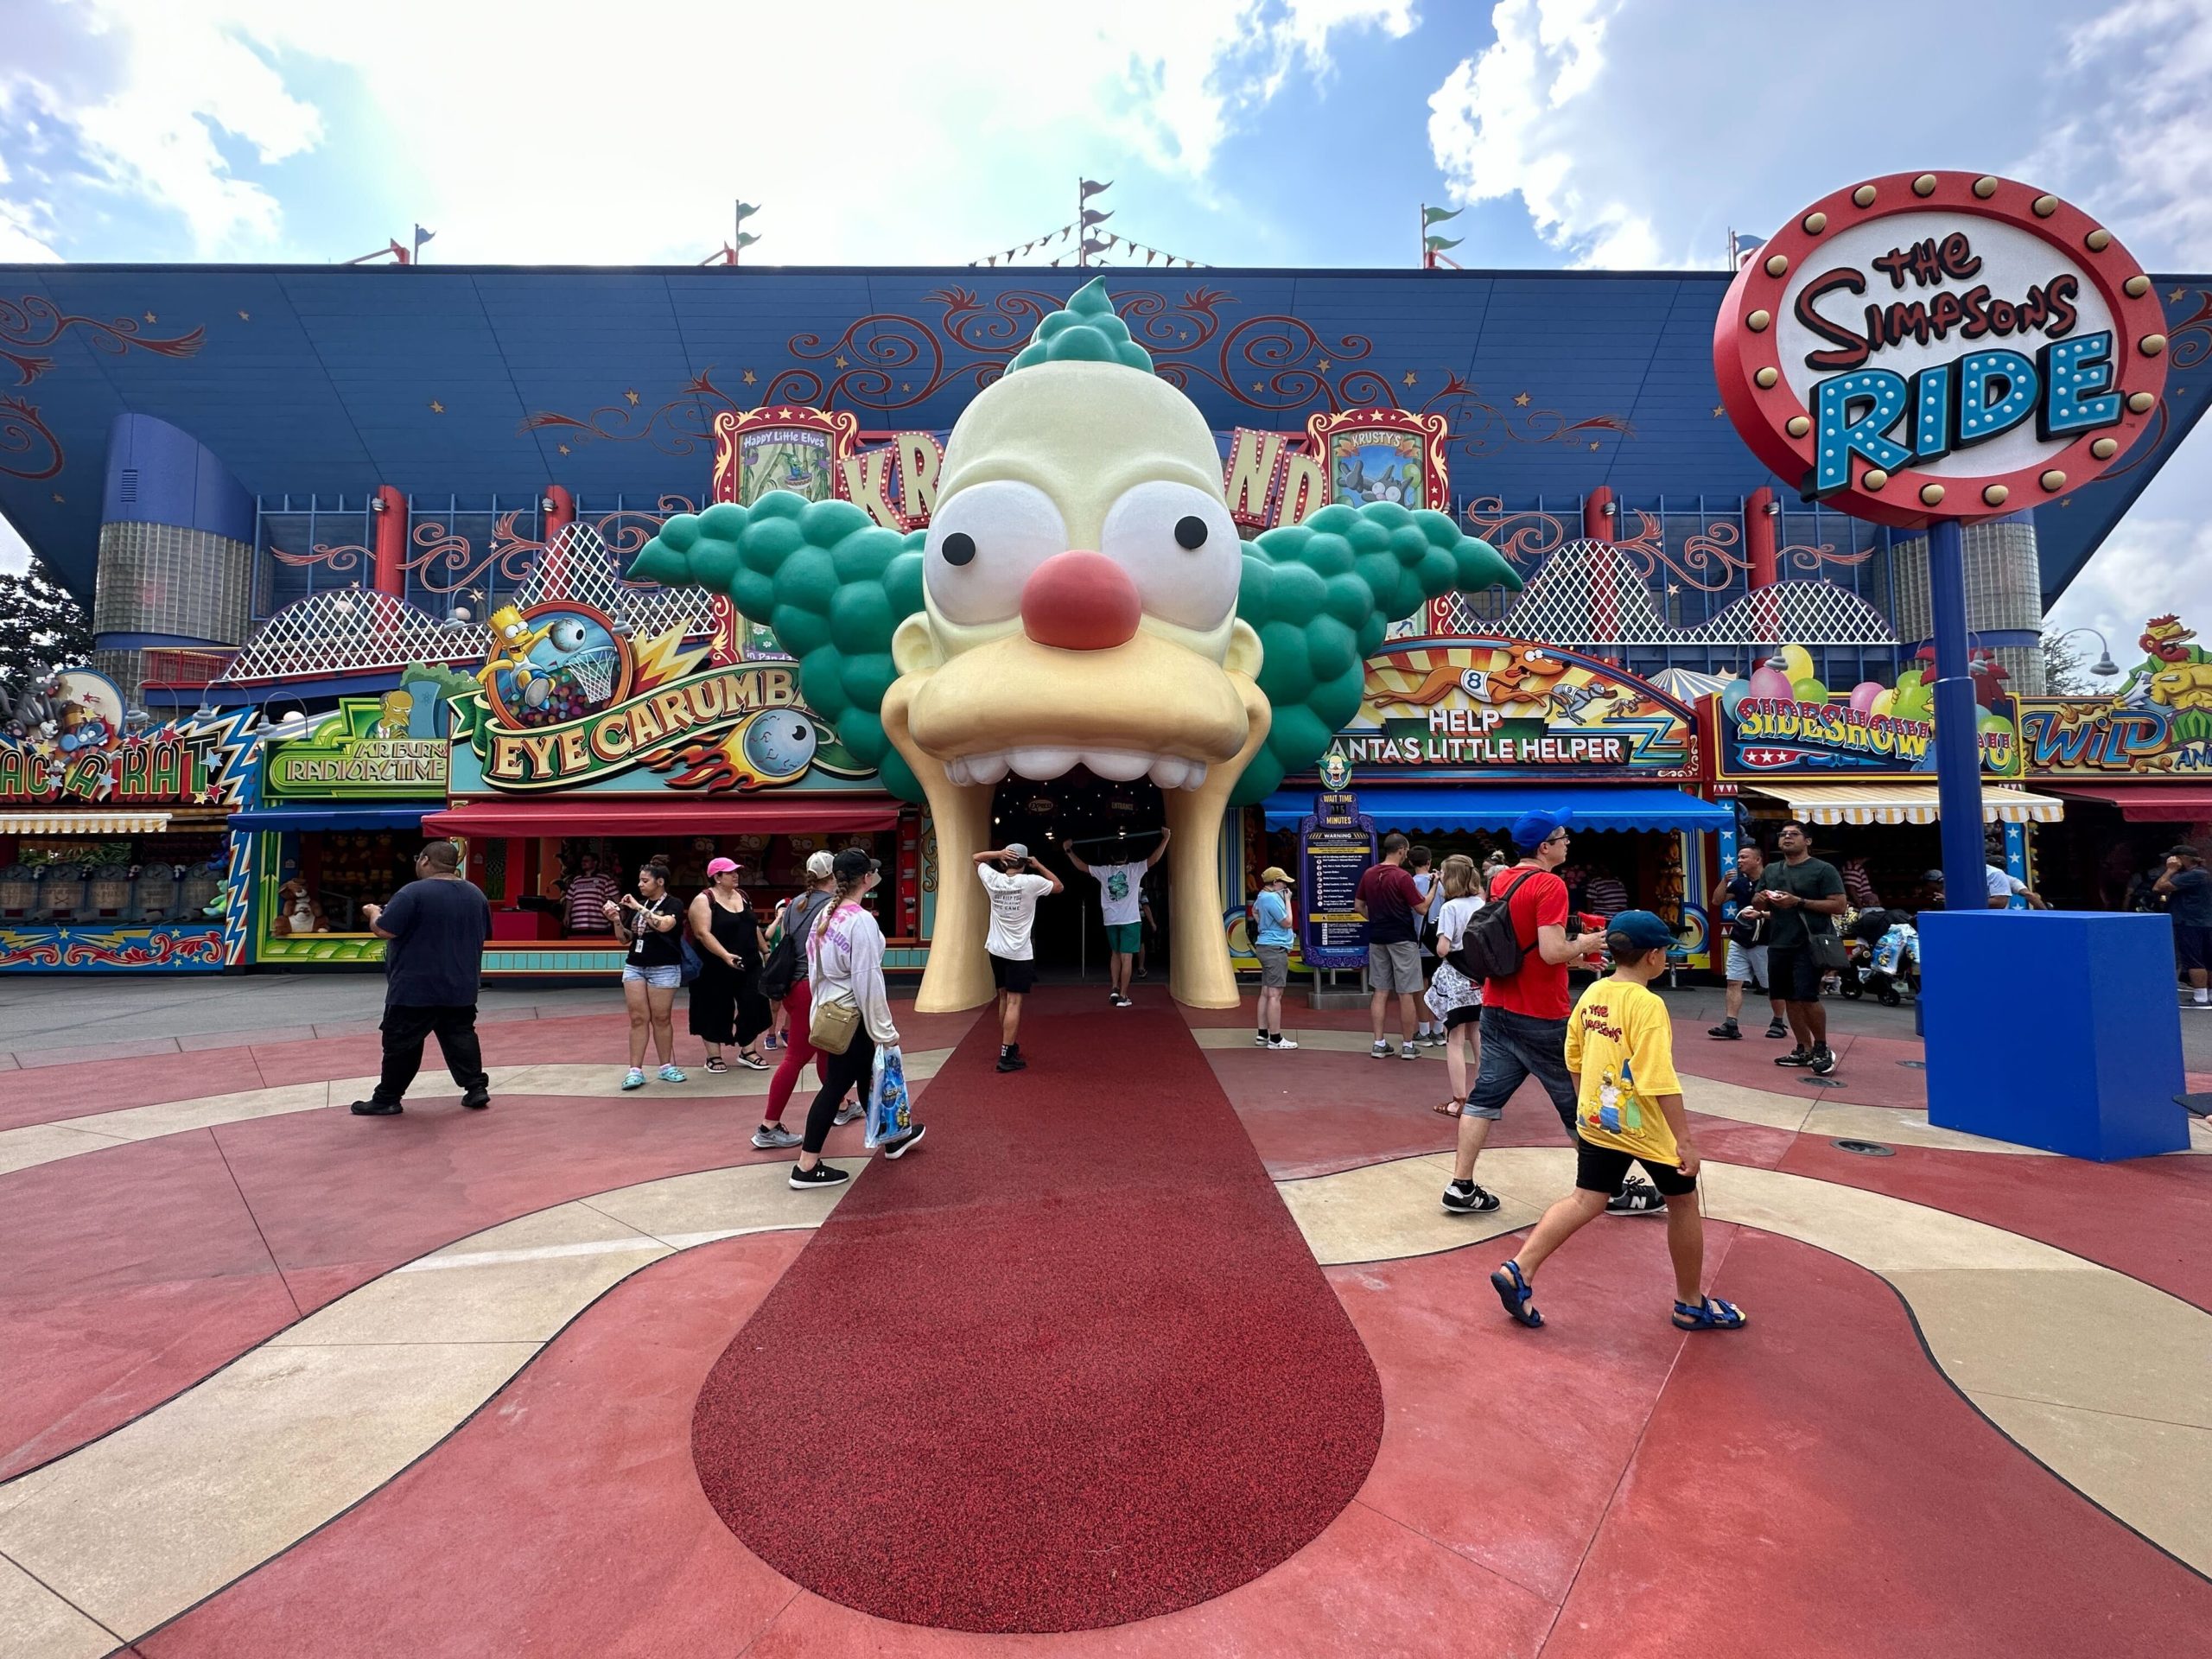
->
[1859,907,1920,1007]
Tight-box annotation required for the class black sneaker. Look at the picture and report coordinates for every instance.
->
[1607,1178,1666,1215]
[1809,1046,1838,1077]
[1441,1179,1502,1214]
[1764,1019,1789,1039]
[460,1087,491,1110]
[996,1051,1027,1072]
[349,1098,404,1116]
[1775,1047,1814,1068]
[1707,1020,1741,1040]
[882,1124,926,1160]
[789,1161,851,1189]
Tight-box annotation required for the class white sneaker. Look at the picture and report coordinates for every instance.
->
[1268,1036,1300,1051]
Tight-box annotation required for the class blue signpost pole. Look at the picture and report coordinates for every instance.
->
[1925,517,1986,909]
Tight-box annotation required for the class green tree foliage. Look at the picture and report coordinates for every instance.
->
[0,563,94,696]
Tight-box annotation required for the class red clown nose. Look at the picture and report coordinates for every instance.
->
[1020,550,1141,651]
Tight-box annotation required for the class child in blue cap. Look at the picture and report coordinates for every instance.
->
[1488,909,1747,1334]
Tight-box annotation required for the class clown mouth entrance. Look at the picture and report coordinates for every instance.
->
[992,769,1170,976]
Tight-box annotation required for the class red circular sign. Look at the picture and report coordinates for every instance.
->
[1713,170,2167,527]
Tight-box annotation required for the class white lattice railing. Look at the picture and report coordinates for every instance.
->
[1698,582,1897,645]
[217,592,486,684]
[512,522,714,641]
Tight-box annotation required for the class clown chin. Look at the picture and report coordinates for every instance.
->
[884,674,1268,1014]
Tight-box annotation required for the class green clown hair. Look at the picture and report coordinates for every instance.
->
[1230,502,1519,805]
[1006,277,1153,373]
[630,501,1515,810]
[628,495,927,800]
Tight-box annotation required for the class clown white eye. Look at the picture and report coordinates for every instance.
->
[925,480,1067,626]
[1099,480,1239,632]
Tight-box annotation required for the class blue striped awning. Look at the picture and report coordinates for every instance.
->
[1261,785,1731,835]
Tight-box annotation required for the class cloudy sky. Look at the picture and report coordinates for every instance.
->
[1,0,2207,649]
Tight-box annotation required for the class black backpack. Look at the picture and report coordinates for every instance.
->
[758,891,821,1001]
[1451,870,1546,982]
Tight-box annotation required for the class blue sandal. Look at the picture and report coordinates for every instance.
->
[1673,1296,1747,1332]
[1490,1261,1543,1328]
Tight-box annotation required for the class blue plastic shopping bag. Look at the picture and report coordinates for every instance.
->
[866,1044,912,1150]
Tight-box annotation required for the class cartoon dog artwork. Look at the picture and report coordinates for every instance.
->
[631,280,1520,1009]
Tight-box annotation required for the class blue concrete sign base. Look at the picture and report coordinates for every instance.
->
[1921,912,2190,1161]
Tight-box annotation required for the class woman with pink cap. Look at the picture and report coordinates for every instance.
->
[688,856,771,1073]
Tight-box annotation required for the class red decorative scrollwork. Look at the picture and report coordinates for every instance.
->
[0,393,62,480]
[1609,511,1752,594]
[2165,289,2212,370]
[1780,540,1873,572]
[0,295,206,389]
[1459,497,1571,565]
[269,540,372,576]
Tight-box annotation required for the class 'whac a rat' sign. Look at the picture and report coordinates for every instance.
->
[1714,170,2168,527]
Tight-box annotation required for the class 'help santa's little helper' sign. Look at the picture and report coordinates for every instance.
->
[1713,171,2168,527]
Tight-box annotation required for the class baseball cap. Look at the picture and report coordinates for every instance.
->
[831,847,880,882]
[1002,842,1030,860]
[1605,909,1678,952]
[804,849,836,879]
[1510,807,1573,851]
[705,856,739,877]
[2170,844,2201,861]
[1259,865,1292,887]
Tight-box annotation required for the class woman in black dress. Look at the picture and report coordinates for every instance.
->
[688,857,772,1072]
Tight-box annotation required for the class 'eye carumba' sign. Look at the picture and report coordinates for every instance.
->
[1714,171,2168,527]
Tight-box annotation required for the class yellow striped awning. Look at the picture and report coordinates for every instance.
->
[1743,784,2065,826]
[0,811,175,835]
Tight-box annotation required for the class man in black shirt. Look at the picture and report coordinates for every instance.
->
[351,840,495,1116]
[1743,820,1847,1076]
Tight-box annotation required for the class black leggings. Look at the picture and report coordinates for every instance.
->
[803,1029,875,1155]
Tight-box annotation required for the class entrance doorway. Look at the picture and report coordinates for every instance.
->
[991,770,1169,979]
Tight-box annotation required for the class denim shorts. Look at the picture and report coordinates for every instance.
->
[1464,1005,1578,1128]
[622,963,683,989]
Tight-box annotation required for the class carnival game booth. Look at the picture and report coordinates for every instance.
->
[1707,646,2065,913]
[0,670,251,972]
[2018,625,2212,908]
[1256,638,1732,969]
[227,690,450,967]
[423,604,924,981]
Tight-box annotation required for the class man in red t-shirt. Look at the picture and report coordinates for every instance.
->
[1440,808,1664,1219]
[1354,832,1433,1060]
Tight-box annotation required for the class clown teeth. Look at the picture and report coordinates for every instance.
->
[943,748,1210,791]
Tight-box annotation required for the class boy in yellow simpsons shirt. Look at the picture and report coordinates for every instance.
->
[1490,910,1748,1332]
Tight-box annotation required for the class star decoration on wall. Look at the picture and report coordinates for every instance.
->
[624,389,639,405]
[1402,371,1417,387]
[143,311,156,323]
[429,400,444,413]
[1588,440,1601,450]
[1667,582,1681,596]
[742,369,757,385]
[1251,380,1262,391]
[557,443,571,455]
[1180,331,1192,342]
[834,355,849,369]
[50,492,63,504]
[1317,359,1331,372]
[236,310,250,321]
[1513,391,1531,406]
[2171,287,2187,303]
[1712,404,1726,417]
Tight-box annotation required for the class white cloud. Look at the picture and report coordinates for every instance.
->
[0,512,32,577]
[0,153,60,260]
[0,0,1414,264]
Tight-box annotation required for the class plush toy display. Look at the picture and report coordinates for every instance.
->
[632,280,1519,1009]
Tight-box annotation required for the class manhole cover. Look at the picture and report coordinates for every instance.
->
[1898,1059,1927,1071]
[1803,1077,1847,1088]
[1833,1139,1896,1157]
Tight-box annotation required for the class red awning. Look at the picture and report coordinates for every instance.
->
[2044,783,2212,823]
[424,800,901,838]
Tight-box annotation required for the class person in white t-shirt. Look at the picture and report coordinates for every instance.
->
[1064,827,1172,1008]
[975,842,1063,1072]
[1424,854,1488,1117]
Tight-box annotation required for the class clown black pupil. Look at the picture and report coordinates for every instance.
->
[943,531,976,566]
[1174,515,1207,550]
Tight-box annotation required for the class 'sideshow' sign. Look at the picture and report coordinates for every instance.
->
[1715,171,2168,528]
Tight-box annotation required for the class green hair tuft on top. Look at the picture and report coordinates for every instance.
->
[1007,278,1154,373]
